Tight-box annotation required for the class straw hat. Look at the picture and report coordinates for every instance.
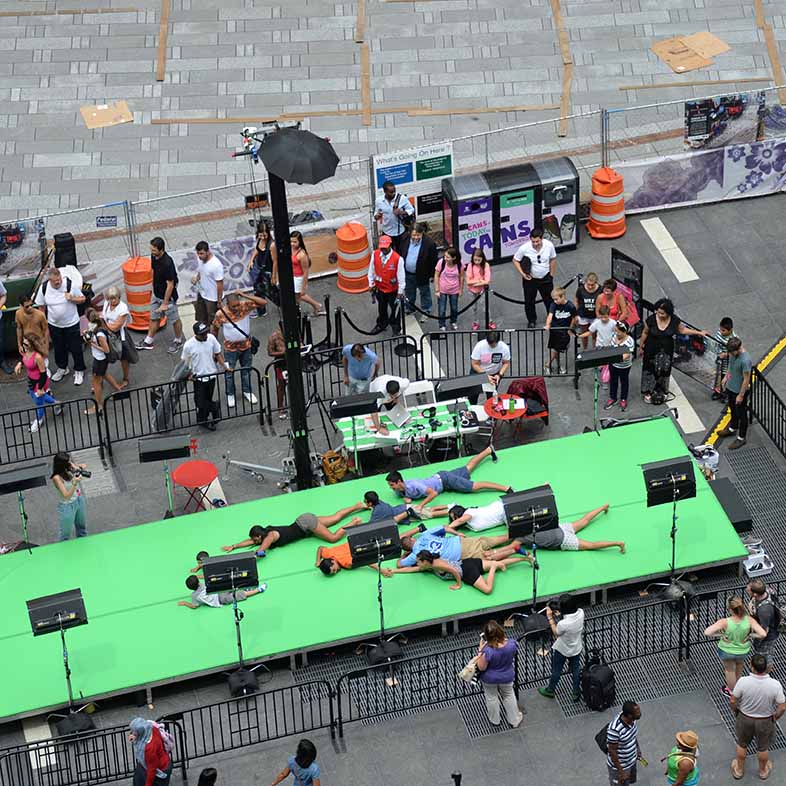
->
[676,730,699,749]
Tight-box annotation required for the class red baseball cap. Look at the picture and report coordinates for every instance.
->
[378,235,392,249]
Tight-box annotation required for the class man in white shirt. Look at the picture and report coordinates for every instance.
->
[513,228,557,327]
[368,235,405,335]
[374,181,415,252]
[35,268,87,385]
[731,654,786,780]
[181,321,227,431]
[192,241,224,331]
[539,594,585,701]
[470,330,511,390]
[369,373,410,434]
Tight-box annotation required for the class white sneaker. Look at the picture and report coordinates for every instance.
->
[73,371,84,386]
[243,391,258,405]
[30,418,42,433]
[51,367,69,382]
[227,394,236,408]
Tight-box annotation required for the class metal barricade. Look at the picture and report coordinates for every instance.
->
[0,397,103,465]
[102,367,264,456]
[749,367,786,459]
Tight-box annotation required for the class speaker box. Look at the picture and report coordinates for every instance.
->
[709,477,752,534]
[228,668,258,697]
[503,485,558,537]
[54,712,95,737]
[54,232,77,268]
[642,456,696,506]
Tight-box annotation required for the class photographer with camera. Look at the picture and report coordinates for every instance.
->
[538,593,585,701]
[51,451,90,541]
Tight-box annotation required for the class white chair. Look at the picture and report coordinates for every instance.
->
[404,380,436,408]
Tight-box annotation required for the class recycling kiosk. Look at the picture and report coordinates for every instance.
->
[442,156,579,264]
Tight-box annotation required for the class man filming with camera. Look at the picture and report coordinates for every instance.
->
[51,451,91,541]
[538,593,585,701]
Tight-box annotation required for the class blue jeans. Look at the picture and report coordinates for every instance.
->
[58,494,87,541]
[29,388,56,421]
[438,294,458,327]
[547,649,581,694]
[404,272,432,315]
[224,347,253,396]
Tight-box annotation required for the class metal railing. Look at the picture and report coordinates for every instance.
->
[0,397,103,464]
[749,367,786,459]
[103,367,265,456]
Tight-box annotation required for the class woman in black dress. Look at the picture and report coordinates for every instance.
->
[639,298,707,402]
[246,220,278,317]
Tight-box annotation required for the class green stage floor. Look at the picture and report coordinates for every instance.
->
[0,419,746,721]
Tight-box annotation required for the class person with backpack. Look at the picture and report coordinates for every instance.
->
[747,579,782,659]
[538,593,585,701]
[83,309,122,415]
[34,267,87,386]
[269,738,321,786]
[664,730,699,786]
[606,700,643,786]
[128,717,172,786]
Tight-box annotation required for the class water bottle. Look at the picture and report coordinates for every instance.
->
[492,388,499,408]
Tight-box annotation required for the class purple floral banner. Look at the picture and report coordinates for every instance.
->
[619,137,786,214]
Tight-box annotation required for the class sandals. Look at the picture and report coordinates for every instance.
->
[731,761,743,780]
[760,761,773,780]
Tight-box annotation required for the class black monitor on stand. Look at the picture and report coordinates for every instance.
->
[575,345,627,434]
[0,463,48,554]
[329,392,382,476]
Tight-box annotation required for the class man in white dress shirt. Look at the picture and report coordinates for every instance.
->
[374,181,415,253]
[513,228,557,328]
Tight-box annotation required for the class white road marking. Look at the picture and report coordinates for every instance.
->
[640,217,699,283]
[22,716,56,770]
[405,314,443,378]
[668,375,705,434]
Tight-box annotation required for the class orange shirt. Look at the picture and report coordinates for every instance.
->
[322,542,353,569]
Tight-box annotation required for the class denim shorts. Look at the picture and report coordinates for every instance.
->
[717,648,748,662]
[438,466,473,492]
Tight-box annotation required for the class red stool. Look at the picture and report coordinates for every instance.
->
[171,459,219,513]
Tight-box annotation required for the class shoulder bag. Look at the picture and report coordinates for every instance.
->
[218,305,260,355]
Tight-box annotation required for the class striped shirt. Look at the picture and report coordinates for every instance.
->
[606,713,638,769]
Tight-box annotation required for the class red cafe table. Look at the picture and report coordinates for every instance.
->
[483,394,527,443]
[171,459,219,513]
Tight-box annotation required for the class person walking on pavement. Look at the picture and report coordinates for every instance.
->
[192,241,224,329]
[15,333,59,433]
[247,220,278,318]
[538,593,585,701]
[374,180,415,253]
[664,730,700,786]
[181,321,227,432]
[399,222,437,321]
[730,654,785,781]
[368,235,404,335]
[137,237,184,353]
[606,700,644,786]
[716,336,752,451]
[290,231,323,316]
[15,292,49,364]
[34,267,86,386]
[512,228,557,327]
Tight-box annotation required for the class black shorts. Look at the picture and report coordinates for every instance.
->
[548,330,571,351]
[461,558,484,587]
[92,357,109,377]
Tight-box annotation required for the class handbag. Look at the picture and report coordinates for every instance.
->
[106,331,123,361]
[122,334,139,365]
[457,655,479,683]
[219,305,260,355]
[600,364,610,384]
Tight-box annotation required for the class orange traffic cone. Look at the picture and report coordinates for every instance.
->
[587,167,626,239]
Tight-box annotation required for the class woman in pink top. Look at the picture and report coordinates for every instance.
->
[14,333,59,433]
[434,247,464,330]
[290,231,323,316]
[465,247,493,331]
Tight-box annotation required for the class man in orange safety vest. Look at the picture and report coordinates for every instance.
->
[368,235,405,335]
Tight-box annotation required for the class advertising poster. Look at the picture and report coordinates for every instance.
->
[373,142,454,235]
[498,189,535,258]
[684,92,766,150]
[457,197,493,265]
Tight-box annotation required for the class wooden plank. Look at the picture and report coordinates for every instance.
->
[619,77,773,90]
[354,0,366,43]
[407,104,560,116]
[762,24,786,105]
[754,0,766,29]
[360,42,372,127]
[155,0,170,82]
[558,62,573,137]
[151,106,423,124]
[0,6,139,16]
[550,0,572,65]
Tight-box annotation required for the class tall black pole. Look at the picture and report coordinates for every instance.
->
[267,171,313,489]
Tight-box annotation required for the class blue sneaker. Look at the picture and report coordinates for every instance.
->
[257,583,268,593]
[255,549,266,558]
[516,545,529,557]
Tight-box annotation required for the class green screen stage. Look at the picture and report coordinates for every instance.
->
[0,418,746,721]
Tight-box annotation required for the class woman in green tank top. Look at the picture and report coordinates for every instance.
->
[704,596,766,694]
[664,730,699,786]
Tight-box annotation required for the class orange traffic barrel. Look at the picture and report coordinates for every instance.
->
[587,167,626,239]
[122,256,154,331]
[336,222,371,293]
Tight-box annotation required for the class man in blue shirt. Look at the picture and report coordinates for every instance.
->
[341,342,380,394]
[398,223,438,320]
[386,446,511,507]
[362,490,449,524]
[717,336,752,451]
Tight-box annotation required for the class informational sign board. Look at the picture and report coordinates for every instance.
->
[498,189,535,257]
[684,92,765,150]
[95,216,118,228]
[456,196,493,264]
[373,142,454,235]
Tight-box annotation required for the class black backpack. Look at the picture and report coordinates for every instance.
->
[581,649,616,711]
[42,276,93,317]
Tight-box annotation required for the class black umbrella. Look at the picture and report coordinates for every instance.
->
[258,127,340,185]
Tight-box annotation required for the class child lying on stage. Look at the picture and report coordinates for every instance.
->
[178,575,267,609]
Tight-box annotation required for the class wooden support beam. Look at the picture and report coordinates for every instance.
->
[155,0,170,83]
[150,106,424,125]
[407,104,560,116]
[360,43,372,127]
[549,0,573,137]
[354,0,366,43]
[619,77,773,91]
[754,0,786,104]
[558,62,573,137]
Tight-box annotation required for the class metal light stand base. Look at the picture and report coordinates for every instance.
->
[48,618,96,736]
[17,491,33,554]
